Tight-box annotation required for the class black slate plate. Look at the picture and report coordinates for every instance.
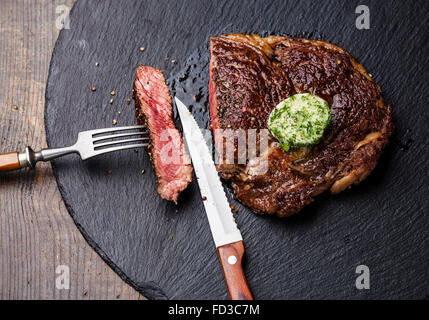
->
[45,0,429,299]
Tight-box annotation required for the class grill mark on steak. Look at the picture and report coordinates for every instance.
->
[209,34,394,217]
[134,66,192,203]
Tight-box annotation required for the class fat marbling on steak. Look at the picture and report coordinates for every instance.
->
[134,66,192,203]
[209,34,393,217]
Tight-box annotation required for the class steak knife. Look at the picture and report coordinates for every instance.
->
[175,97,253,300]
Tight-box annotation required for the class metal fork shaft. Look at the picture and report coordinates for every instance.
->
[16,146,78,168]
[39,146,78,162]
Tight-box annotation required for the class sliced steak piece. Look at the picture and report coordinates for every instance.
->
[134,65,192,203]
[209,34,393,217]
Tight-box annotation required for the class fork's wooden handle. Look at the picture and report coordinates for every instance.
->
[0,152,21,171]
[217,241,254,300]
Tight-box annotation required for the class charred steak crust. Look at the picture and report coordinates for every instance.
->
[209,34,394,217]
[134,65,192,203]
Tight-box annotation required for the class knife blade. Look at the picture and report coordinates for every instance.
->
[175,97,253,300]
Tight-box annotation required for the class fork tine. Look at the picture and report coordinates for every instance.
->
[93,131,149,143]
[88,125,147,137]
[94,138,150,149]
[92,143,148,156]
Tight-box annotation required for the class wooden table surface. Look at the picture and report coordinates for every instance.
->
[0,0,143,300]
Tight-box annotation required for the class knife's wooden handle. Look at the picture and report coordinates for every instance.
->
[0,152,21,171]
[217,240,253,300]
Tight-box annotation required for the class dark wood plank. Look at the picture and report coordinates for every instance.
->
[0,0,143,300]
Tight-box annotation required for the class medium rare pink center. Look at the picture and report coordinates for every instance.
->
[134,66,192,202]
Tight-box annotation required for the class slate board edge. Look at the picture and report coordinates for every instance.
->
[43,2,166,301]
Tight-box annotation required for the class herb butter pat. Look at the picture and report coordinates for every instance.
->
[268,93,331,151]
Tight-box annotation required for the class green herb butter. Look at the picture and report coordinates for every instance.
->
[268,93,331,151]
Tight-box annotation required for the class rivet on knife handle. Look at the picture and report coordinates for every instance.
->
[217,241,254,300]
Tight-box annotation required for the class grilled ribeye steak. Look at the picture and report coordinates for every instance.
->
[209,34,393,217]
[134,66,192,203]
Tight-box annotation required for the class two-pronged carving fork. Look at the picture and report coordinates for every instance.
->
[0,125,149,171]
